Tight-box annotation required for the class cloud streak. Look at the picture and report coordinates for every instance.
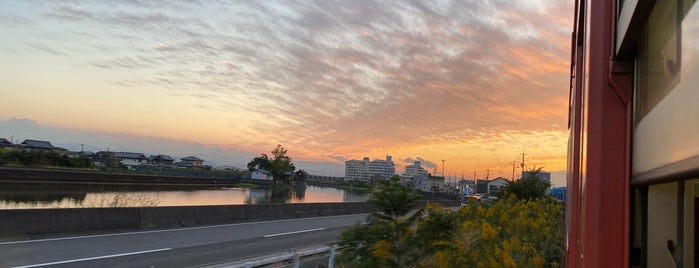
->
[0,0,573,179]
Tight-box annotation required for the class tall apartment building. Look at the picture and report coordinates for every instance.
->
[403,161,429,191]
[345,155,396,182]
[403,161,428,179]
[345,157,370,182]
[369,155,395,180]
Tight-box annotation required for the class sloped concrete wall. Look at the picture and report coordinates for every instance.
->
[0,200,459,238]
[0,202,375,238]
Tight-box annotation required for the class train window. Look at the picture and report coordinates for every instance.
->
[644,179,697,267]
[635,0,681,122]
[632,0,699,181]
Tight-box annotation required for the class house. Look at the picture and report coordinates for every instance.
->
[426,175,446,192]
[0,138,16,150]
[113,152,148,168]
[251,169,273,181]
[283,171,294,183]
[294,170,310,181]
[93,151,121,168]
[20,139,66,151]
[149,154,174,165]
[178,156,204,168]
[487,177,510,195]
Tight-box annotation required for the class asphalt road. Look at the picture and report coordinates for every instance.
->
[0,213,369,268]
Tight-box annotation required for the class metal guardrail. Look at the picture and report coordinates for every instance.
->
[203,245,339,268]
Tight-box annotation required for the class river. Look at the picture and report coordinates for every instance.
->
[0,181,370,209]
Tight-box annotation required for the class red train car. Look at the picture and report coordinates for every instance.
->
[568,0,699,267]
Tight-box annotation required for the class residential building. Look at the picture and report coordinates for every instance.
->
[399,175,415,188]
[179,156,204,167]
[294,170,309,180]
[475,179,488,194]
[487,177,509,195]
[426,175,446,192]
[251,169,273,181]
[149,154,175,165]
[0,138,16,150]
[403,161,429,191]
[113,152,148,168]
[93,151,120,168]
[345,158,370,182]
[369,155,395,180]
[20,139,66,151]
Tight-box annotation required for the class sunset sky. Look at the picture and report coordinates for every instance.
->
[0,0,573,186]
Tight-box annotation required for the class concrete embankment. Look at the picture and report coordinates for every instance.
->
[0,200,459,238]
[0,167,245,186]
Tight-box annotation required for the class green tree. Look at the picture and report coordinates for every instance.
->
[246,145,295,183]
[269,144,295,181]
[335,179,563,268]
[499,167,551,200]
[335,179,424,267]
[246,154,271,172]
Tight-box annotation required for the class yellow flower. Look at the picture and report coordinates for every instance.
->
[372,240,392,259]
[481,220,497,241]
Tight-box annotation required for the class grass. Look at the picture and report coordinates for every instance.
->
[338,185,371,192]
[233,183,258,188]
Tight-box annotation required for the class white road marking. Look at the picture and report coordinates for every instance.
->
[263,228,326,238]
[0,213,368,245]
[11,248,172,268]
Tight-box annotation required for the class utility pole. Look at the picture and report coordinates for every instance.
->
[441,159,445,178]
[486,169,490,181]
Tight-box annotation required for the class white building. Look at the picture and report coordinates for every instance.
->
[251,169,273,181]
[426,176,446,192]
[487,177,510,195]
[403,161,429,191]
[345,158,371,182]
[113,152,147,169]
[369,155,395,180]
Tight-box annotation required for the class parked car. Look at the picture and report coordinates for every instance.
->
[460,195,479,206]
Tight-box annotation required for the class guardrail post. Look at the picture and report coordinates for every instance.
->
[328,245,337,268]
[293,251,300,268]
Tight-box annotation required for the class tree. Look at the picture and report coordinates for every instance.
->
[368,178,423,219]
[335,179,424,267]
[335,177,564,268]
[499,167,551,200]
[269,144,295,181]
[246,145,295,183]
[246,154,271,172]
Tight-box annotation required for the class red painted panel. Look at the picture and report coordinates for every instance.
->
[566,0,631,267]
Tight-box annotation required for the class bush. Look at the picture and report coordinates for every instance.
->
[335,188,563,267]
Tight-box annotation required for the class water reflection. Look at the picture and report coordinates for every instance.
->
[0,181,369,209]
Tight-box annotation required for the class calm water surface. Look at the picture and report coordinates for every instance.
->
[0,182,369,209]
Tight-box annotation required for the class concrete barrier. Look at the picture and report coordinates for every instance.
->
[0,202,378,238]
[0,200,459,238]
[0,207,141,237]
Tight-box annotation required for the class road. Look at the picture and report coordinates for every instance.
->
[0,213,369,268]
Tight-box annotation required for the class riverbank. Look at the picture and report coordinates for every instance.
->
[0,167,263,186]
